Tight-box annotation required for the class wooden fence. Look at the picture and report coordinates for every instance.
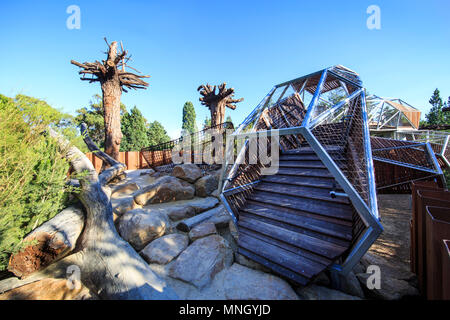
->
[85,151,150,173]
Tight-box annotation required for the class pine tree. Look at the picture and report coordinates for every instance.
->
[120,106,150,151]
[203,117,211,129]
[225,115,234,128]
[182,101,198,134]
[425,89,444,125]
[147,121,171,146]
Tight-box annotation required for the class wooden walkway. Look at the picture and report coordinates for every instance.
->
[236,146,353,285]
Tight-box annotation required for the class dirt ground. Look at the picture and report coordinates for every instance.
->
[370,194,413,272]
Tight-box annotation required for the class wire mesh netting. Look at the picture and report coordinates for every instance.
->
[310,94,371,206]
[140,122,234,171]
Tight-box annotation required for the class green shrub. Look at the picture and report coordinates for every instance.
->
[0,94,75,270]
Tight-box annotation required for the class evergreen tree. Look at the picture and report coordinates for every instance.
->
[147,121,171,146]
[203,116,211,129]
[425,89,444,125]
[0,94,75,270]
[74,94,127,149]
[120,106,150,151]
[182,101,198,134]
[225,115,234,128]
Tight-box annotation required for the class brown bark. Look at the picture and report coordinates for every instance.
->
[71,38,149,163]
[198,83,243,127]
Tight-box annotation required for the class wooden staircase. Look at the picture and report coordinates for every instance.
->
[236,146,354,285]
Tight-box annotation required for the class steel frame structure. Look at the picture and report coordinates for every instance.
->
[367,95,421,132]
[219,65,384,277]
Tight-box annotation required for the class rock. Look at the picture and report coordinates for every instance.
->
[296,284,361,300]
[340,271,365,299]
[169,235,233,289]
[139,169,155,176]
[118,208,169,251]
[0,278,97,300]
[111,196,139,216]
[235,253,270,273]
[229,220,238,242]
[111,182,139,198]
[356,273,419,300]
[140,233,189,265]
[312,272,331,287]
[133,176,195,206]
[172,164,202,183]
[360,252,416,282]
[204,205,231,229]
[195,175,218,197]
[189,222,217,241]
[223,264,298,300]
[142,197,219,222]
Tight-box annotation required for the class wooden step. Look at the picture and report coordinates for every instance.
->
[254,181,350,205]
[240,202,352,241]
[261,174,343,191]
[237,231,325,279]
[278,160,326,169]
[239,225,332,266]
[276,167,333,178]
[248,190,353,221]
[238,214,349,260]
[282,146,342,155]
[237,247,310,286]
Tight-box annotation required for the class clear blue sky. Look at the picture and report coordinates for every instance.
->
[1,0,449,138]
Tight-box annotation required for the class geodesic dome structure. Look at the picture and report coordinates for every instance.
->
[367,95,421,132]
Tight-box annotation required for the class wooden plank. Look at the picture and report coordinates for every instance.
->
[239,215,348,259]
[237,247,309,286]
[254,181,350,205]
[261,174,342,190]
[276,167,333,178]
[278,161,326,169]
[246,199,352,227]
[248,191,353,221]
[239,227,332,266]
[240,202,352,241]
[279,154,345,161]
[238,231,324,278]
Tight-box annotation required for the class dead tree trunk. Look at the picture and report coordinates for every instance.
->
[0,124,177,300]
[71,38,150,163]
[198,83,243,127]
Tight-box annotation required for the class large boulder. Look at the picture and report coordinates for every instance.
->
[172,164,202,183]
[0,278,96,300]
[111,196,139,216]
[189,222,217,241]
[118,208,169,251]
[296,284,361,300]
[340,271,365,299]
[195,175,218,197]
[133,176,195,206]
[140,233,189,265]
[143,197,219,222]
[356,273,419,300]
[111,182,139,198]
[223,264,298,300]
[235,253,271,273]
[169,235,233,289]
[203,204,231,229]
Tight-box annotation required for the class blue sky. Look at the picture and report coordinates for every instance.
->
[0,0,449,138]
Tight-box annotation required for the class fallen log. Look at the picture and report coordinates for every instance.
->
[177,206,223,232]
[8,205,85,278]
